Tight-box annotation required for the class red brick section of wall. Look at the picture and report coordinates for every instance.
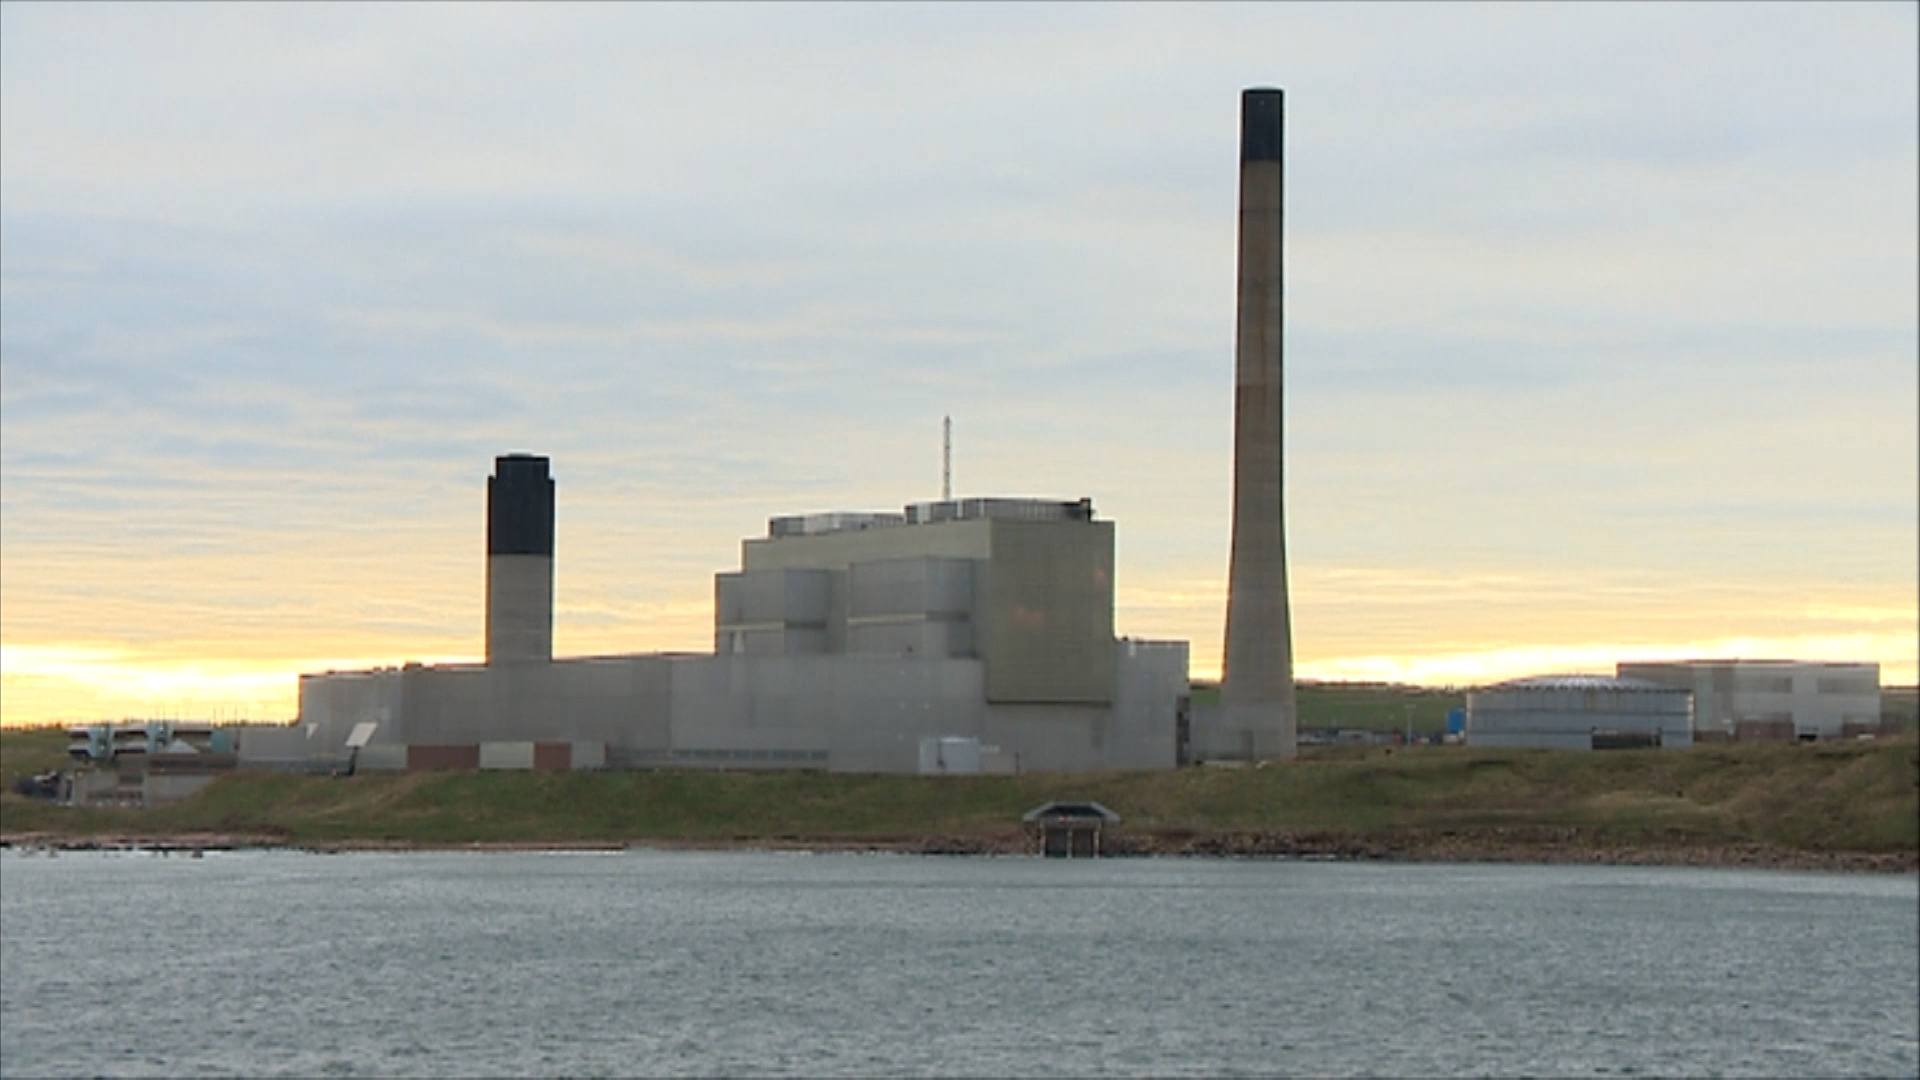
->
[532,742,572,772]
[1735,720,1796,742]
[407,744,480,771]
[1841,719,1906,737]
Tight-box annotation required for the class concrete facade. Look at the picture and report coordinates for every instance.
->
[736,505,1116,704]
[296,643,1186,774]
[847,558,973,659]
[1616,660,1881,739]
[1467,675,1694,750]
[486,555,553,665]
[1219,86,1298,761]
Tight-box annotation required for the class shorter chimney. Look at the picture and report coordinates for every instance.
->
[486,454,554,665]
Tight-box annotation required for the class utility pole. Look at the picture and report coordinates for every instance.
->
[942,415,952,501]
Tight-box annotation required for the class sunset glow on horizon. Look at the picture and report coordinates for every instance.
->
[3,564,1912,726]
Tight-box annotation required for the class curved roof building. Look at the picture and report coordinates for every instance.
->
[1467,674,1693,750]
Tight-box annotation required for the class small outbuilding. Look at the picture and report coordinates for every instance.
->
[1023,801,1121,857]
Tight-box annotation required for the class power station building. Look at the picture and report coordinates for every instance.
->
[245,87,1301,774]
[267,456,1190,774]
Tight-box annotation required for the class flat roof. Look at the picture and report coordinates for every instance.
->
[769,497,1094,537]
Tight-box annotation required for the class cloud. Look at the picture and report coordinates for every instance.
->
[2,3,1914,723]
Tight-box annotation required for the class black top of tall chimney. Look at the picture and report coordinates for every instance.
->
[488,454,554,556]
[1241,87,1284,164]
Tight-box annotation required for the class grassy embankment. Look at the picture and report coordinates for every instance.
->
[4,724,1915,867]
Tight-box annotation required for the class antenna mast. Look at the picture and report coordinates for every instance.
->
[942,416,952,501]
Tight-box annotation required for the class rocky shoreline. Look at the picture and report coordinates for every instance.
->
[4,827,1914,873]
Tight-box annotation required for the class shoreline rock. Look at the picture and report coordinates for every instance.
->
[3,828,1913,873]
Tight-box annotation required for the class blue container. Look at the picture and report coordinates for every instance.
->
[1445,708,1466,736]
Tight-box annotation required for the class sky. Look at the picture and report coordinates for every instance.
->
[2,2,1915,726]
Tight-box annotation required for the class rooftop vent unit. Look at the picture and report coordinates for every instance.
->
[905,497,1093,524]
[767,511,908,538]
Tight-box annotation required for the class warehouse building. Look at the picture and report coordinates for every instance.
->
[1615,660,1883,741]
[1466,675,1693,750]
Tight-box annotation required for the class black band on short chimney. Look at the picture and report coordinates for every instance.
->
[1241,88,1284,164]
[488,454,554,556]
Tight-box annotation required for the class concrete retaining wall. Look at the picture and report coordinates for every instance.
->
[145,773,218,804]
[356,744,407,771]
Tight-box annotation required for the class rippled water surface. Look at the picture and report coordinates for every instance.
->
[2,850,1915,1077]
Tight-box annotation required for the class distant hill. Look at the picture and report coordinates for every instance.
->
[1188,681,1462,734]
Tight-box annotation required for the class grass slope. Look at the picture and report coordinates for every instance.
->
[1885,686,1920,732]
[1191,682,1464,734]
[5,726,1915,862]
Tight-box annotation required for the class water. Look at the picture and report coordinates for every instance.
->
[2,850,1914,1078]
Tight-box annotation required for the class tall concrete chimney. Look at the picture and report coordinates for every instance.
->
[486,453,554,665]
[1221,87,1297,759]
